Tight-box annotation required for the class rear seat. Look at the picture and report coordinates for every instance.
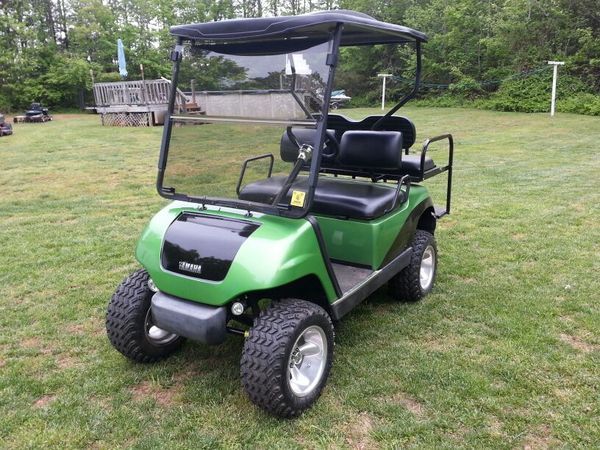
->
[278,123,435,179]
[238,130,403,220]
[401,154,436,177]
[326,114,436,178]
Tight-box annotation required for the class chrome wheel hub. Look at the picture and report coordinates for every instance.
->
[420,245,435,291]
[144,309,179,346]
[287,325,327,398]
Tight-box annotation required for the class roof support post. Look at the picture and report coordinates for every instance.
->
[294,23,344,219]
[157,38,184,195]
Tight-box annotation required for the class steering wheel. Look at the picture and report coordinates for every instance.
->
[322,131,339,162]
[286,127,339,162]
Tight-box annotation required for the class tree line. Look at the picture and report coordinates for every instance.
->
[1,0,599,114]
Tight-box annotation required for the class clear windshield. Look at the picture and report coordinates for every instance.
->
[162,41,330,204]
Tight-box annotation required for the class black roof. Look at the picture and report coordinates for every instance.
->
[170,10,427,54]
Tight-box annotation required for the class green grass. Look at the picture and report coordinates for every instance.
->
[1,108,599,449]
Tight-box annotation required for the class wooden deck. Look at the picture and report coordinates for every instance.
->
[94,79,176,107]
[92,79,201,126]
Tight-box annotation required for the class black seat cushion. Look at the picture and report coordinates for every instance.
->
[402,155,436,177]
[239,175,396,220]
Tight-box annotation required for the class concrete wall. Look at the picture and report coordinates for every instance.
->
[198,91,308,119]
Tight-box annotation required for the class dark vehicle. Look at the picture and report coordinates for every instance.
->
[0,114,13,136]
[23,103,52,122]
[105,10,454,418]
[330,89,352,109]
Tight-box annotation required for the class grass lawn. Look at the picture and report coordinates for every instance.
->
[1,108,599,449]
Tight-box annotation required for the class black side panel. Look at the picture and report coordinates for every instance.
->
[161,214,259,281]
[306,216,342,298]
[380,198,433,267]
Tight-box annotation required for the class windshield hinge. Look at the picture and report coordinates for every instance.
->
[326,53,338,66]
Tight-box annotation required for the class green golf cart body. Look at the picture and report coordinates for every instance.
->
[106,10,454,418]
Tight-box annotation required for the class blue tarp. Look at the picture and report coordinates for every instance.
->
[117,39,128,78]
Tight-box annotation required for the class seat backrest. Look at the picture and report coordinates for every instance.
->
[327,114,416,150]
[279,127,405,179]
[338,130,403,172]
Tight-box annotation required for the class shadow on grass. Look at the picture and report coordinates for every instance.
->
[120,288,418,396]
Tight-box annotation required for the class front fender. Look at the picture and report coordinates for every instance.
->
[135,202,338,306]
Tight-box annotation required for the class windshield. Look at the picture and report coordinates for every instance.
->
[160,41,331,211]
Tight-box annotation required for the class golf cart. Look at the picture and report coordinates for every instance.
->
[106,10,454,418]
[0,114,13,136]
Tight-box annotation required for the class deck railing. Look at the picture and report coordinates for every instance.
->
[93,79,188,111]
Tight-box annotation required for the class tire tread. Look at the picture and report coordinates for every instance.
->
[240,299,333,418]
[106,269,183,363]
[389,230,437,302]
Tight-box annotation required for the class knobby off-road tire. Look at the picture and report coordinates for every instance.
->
[389,230,438,302]
[240,299,334,418]
[106,269,184,363]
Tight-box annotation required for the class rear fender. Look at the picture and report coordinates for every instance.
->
[379,196,435,267]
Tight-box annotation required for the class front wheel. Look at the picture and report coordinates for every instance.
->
[240,299,334,418]
[106,269,184,363]
[389,230,438,302]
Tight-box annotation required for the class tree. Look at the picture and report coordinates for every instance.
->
[0,0,599,111]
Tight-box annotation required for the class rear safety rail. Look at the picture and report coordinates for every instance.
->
[235,153,275,196]
[420,133,454,217]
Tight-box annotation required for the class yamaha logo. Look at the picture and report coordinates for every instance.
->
[178,261,202,274]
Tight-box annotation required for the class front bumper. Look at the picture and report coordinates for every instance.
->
[151,292,227,345]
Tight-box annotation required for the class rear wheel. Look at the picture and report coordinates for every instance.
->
[240,299,334,418]
[389,230,437,302]
[106,269,184,363]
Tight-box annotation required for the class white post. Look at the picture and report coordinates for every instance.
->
[548,61,564,117]
[378,73,392,110]
[382,76,387,110]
